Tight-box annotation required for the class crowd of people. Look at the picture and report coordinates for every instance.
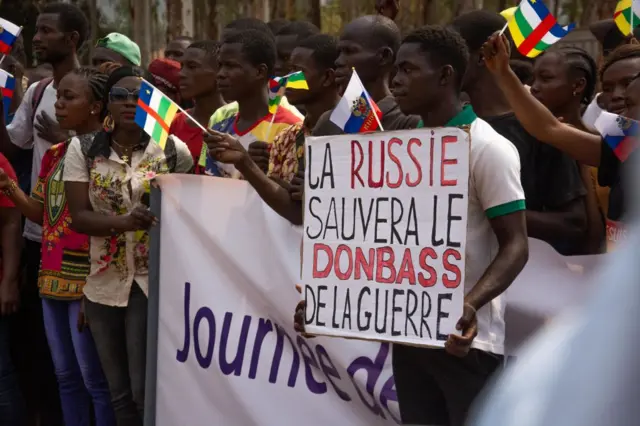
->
[0,0,634,425]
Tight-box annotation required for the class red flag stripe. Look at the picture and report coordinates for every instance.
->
[518,14,557,56]
[137,99,170,132]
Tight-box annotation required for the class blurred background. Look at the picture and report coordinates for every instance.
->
[0,0,622,69]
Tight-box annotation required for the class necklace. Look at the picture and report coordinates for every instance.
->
[112,139,135,163]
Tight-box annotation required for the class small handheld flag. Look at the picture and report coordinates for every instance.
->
[594,111,640,162]
[614,0,640,36]
[0,69,15,122]
[329,70,382,133]
[268,71,308,114]
[0,18,22,55]
[135,80,179,149]
[134,79,209,167]
[505,0,575,58]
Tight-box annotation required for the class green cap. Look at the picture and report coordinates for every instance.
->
[96,33,141,66]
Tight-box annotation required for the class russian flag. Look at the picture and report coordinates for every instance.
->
[0,18,21,54]
[0,69,15,122]
[330,70,382,133]
[594,110,640,162]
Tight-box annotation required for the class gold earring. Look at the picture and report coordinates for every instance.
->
[103,114,114,132]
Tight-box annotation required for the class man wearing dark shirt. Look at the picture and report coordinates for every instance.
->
[450,11,587,254]
[312,15,420,136]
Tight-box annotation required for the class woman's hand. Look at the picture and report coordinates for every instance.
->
[482,33,512,77]
[122,206,157,231]
[0,168,13,191]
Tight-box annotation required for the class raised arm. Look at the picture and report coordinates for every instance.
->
[482,33,603,167]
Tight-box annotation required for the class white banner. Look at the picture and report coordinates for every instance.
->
[302,129,469,346]
[154,175,607,426]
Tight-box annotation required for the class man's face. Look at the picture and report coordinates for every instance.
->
[32,13,72,64]
[336,21,381,89]
[91,46,130,67]
[216,43,265,102]
[286,47,324,106]
[392,43,443,116]
[274,34,297,77]
[179,47,218,100]
[165,39,191,61]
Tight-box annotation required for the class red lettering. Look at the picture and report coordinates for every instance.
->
[334,245,354,280]
[429,134,435,187]
[386,137,403,189]
[406,138,422,187]
[313,243,333,278]
[418,247,437,287]
[368,140,384,188]
[442,249,462,288]
[395,248,416,285]
[441,136,458,186]
[354,247,375,280]
[350,140,364,189]
[375,246,396,284]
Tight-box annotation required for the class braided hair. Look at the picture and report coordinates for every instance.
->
[552,46,598,105]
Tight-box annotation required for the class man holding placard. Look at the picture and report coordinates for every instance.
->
[296,26,528,426]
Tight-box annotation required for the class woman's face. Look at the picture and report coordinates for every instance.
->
[54,73,101,131]
[107,76,142,127]
[530,53,577,114]
[601,57,640,115]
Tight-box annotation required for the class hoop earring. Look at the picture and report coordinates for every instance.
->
[103,114,115,132]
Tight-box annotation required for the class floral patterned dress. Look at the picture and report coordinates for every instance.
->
[62,131,193,307]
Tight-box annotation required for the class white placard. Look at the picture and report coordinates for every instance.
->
[153,175,605,426]
[301,129,470,347]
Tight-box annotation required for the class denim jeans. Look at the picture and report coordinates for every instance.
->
[85,283,147,426]
[42,298,116,426]
[0,315,25,425]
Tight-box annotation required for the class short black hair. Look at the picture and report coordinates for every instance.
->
[222,29,277,77]
[224,18,273,39]
[267,19,289,35]
[449,10,506,53]
[276,21,320,40]
[188,40,221,63]
[297,34,339,71]
[357,15,401,58]
[402,25,470,88]
[546,46,597,104]
[510,59,534,85]
[41,2,90,49]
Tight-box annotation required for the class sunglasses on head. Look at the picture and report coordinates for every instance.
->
[109,87,140,103]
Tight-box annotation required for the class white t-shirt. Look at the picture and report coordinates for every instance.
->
[582,93,603,128]
[435,106,526,355]
[8,81,58,242]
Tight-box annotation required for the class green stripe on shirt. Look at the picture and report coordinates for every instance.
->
[485,199,526,219]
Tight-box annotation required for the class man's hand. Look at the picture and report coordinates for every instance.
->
[289,170,304,201]
[481,33,512,76]
[445,303,478,358]
[248,141,270,174]
[203,130,250,166]
[35,111,70,144]
[294,285,314,338]
[0,279,19,316]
